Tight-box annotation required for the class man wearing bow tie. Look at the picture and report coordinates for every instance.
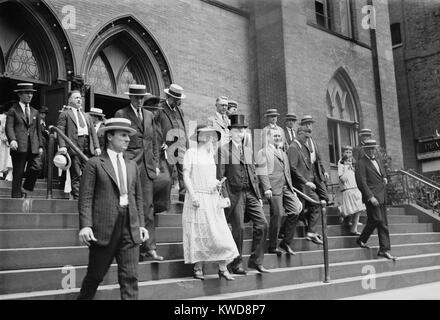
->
[355,140,396,260]
[6,83,44,198]
[57,90,101,200]
[257,128,302,256]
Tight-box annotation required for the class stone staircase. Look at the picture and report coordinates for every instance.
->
[1,180,440,300]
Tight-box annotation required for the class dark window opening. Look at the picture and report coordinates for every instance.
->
[391,23,402,46]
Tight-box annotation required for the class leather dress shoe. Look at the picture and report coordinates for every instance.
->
[218,270,235,281]
[306,234,323,245]
[147,250,164,261]
[193,269,204,280]
[377,251,397,261]
[229,266,247,275]
[279,242,296,256]
[356,238,370,249]
[268,247,283,256]
[248,262,270,273]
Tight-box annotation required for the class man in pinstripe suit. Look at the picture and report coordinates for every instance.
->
[77,118,148,300]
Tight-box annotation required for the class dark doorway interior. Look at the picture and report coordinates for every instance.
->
[94,93,129,118]
[0,77,43,113]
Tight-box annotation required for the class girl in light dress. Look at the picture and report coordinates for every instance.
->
[338,146,366,235]
[182,125,239,281]
[0,105,13,181]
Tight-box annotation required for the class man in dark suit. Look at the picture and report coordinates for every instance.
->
[217,114,270,274]
[87,107,106,149]
[38,106,49,179]
[355,139,397,260]
[353,128,373,163]
[156,84,188,202]
[300,115,329,182]
[77,118,148,300]
[57,90,101,199]
[115,84,162,261]
[257,128,302,256]
[5,83,43,198]
[283,113,297,148]
[287,126,329,245]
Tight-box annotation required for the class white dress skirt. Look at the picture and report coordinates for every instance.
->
[338,163,366,217]
[182,147,239,264]
[0,114,12,173]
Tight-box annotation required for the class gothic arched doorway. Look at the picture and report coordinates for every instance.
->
[82,16,172,117]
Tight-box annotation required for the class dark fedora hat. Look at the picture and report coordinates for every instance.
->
[190,124,221,142]
[361,139,379,148]
[285,113,297,121]
[264,109,280,117]
[228,114,248,129]
[14,83,37,92]
[143,95,163,108]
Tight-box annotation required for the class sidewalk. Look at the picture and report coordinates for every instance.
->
[341,282,440,300]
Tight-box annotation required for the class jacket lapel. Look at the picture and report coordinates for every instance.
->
[125,157,133,191]
[365,156,382,178]
[15,104,28,126]
[298,143,311,169]
[100,153,119,191]
[67,109,78,128]
[127,106,143,132]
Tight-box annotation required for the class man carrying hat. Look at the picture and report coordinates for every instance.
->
[115,84,162,261]
[300,115,329,182]
[283,113,297,147]
[262,109,286,149]
[217,114,270,274]
[87,107,106,149]
[353,128,373,163]
[57,90,101,200]
[208,96,231,146]
[77,118,148,300]
[354,139,396,260]
[5,83,44,198]
[156,83,189,203]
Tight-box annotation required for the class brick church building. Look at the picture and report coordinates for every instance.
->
[0,0,403,182]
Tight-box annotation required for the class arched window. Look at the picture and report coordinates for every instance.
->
[117,60,137,95]
[326,71,359,165]
[88,54,114,93]
[6,39,40,80]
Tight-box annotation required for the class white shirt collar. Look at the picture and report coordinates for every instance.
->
[131,104,142,115]
[166,100,176,112]
[232,140,242,149]
[107,148,123,159]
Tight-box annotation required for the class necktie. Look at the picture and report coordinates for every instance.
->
[117,154,127,195]
[238,144,244,162]
[137,108,143,122]
[25,104,30,124]
[77,108,86,128]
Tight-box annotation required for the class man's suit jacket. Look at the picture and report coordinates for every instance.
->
[114,106,159,180]
[217,141,265,205]
[287,140,328,201]
[355,154,387,204]
[78,151,144,246]
[6,102,43,154]
[208,113,230,145]
[156,100,188,149]
[256,144,295,196]
[307,137,327,182]
[284,127,296,147]
[56,108,99,155]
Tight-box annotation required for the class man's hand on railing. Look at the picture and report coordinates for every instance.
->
[95,148,101,156]
[306,182,316,190]
[59,147,68,155]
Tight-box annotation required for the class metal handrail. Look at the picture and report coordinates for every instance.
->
[291,185,330,283]
[46,126,89,199]
[397,169,440,191]
[406,169,440,189]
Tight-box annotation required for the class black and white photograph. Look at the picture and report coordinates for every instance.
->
[1,0,440,305]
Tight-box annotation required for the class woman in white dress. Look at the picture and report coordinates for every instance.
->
[182,125,239,281]
[338,146,366,235]
[0,105,13,181]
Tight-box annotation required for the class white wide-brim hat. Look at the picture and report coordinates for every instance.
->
[164,83,186,99]
[53,151,71,171]
[124,84,151,96]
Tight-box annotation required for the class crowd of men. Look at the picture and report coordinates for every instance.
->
[3,82,395,299]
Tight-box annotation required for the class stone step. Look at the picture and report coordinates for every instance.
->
[0,199,77,213]
[0,180,63,190]
[195,264,440,300]
[0,188,69,199]
[2,233,440,270]
[4,253,440,300]
[1,242,439,295]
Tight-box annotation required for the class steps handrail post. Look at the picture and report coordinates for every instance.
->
[46,133,55,200]
[320,203,330,283]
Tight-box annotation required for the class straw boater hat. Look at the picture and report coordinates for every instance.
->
[14,83,37,92]
[359,128,373,136]
[265,109,280,117]
[97,118,137,137]
[164,84,186,100]
[88,107,105,118]
[300,115,315,125]
[124,84,151,96]
[190,124,221,142]
[53,151,71,171]
[228,100,238,109]
[361,139,379,148]
[285,113,297,121]
[228,114,248,129]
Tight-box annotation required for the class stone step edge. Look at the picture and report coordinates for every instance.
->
[188,264,440,300]
[2,252,440,300]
